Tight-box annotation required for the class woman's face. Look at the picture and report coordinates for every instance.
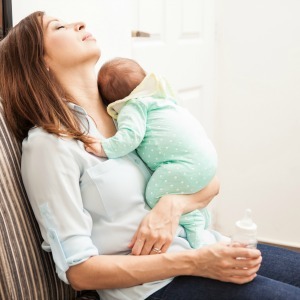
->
[42,15,100,70]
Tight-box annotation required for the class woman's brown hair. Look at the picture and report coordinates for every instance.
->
[0,11,89,143]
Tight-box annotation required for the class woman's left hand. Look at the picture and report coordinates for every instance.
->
[129,177,220,255]
[128,195,182,255]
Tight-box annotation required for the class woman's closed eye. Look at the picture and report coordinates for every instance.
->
[53,21,67,30]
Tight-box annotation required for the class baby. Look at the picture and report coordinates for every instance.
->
[88,57,218,248]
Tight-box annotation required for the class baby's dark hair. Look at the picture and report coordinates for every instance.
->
[97,57,146,105]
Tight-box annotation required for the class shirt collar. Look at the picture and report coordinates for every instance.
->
[66,102,88,116]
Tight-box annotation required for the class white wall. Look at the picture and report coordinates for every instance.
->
[12,0,132,71]
[213,0,300,247]
[12,0,300,247]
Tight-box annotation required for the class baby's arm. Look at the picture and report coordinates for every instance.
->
[100,99,148,158]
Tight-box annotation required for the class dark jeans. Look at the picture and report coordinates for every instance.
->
[146,244,300,300]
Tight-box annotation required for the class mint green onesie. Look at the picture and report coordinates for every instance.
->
[101,73,217,248]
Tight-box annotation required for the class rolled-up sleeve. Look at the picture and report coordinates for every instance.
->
[21,130,99,283]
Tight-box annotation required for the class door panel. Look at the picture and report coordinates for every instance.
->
[131,0,216,136]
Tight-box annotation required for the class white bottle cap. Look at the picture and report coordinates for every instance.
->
[235,209,257,237]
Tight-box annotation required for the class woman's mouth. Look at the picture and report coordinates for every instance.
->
[82,33,95,41]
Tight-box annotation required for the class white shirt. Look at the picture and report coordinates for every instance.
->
[21,103,223,300]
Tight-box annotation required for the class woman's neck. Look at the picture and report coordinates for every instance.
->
[58,66,116,138]
[58,67,99,109]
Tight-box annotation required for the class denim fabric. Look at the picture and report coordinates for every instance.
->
[257,244,300,288]
[146,244,300,300]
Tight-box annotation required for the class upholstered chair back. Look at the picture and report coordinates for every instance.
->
[0,100,77,299]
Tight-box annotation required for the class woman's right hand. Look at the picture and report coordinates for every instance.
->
[190,243,262,284]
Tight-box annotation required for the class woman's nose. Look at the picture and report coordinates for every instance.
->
[72,21,86,31]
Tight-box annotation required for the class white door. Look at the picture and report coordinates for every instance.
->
[131,0,216,137]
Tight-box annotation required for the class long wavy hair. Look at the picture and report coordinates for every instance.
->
[0,11,90,143]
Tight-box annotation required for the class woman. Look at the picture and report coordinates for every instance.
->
[0,11,299,300]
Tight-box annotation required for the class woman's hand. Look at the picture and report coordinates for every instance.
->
[129,176,220,255]
[191,243,262,284]
[128,196,182,255]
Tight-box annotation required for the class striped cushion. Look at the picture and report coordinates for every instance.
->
[0,100,78,299]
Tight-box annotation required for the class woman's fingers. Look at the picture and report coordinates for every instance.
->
[136,231,163,255]
[141,240,155,255]
[148,238,165,255]
[228,261,261,284]
[233,256,262,269]
[192,243,262,284]
[130,228,172,255]
[230,261,261,275]
[129,199,179,255]
[140,228,174,255]
[128,231,137,249]
[131,238,146,255]
[159,240,171,254]
[129,228,145,255]
[130,228,157,255]
[150,244,163,255]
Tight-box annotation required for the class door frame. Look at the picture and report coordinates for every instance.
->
[1,0,12,39]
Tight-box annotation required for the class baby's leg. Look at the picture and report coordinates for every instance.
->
[180,209,211,248]
[145,163,210,248]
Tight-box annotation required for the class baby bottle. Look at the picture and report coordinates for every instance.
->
[231,209,257,249]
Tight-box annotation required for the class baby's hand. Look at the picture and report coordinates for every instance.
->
[85,136,107,157]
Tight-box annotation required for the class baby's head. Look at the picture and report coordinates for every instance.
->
[98,57,146,105]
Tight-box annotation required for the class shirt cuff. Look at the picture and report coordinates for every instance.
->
[46,233,99,284]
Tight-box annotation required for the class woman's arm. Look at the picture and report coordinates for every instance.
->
[67,244,262,290]
[129,176,220,255]
[162,175,220,214]
[22,132,99,283]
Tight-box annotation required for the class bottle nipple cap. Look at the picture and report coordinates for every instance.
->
[236,209,257,234]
